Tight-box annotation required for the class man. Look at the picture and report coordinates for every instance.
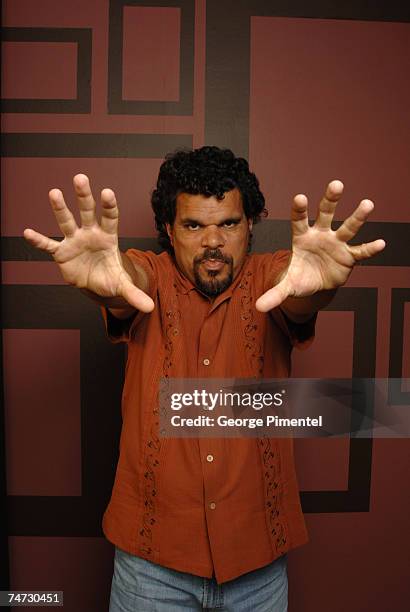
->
[24,146,385,611]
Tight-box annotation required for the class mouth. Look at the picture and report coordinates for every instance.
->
[201,259,225,272]
[193,252,234,296]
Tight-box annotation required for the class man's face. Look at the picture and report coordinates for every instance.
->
[166,189,252,297]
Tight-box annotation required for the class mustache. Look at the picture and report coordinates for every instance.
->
[194,248,232,265]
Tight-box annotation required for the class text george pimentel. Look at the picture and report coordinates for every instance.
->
[170,415,323,429]
[168,390,323,429]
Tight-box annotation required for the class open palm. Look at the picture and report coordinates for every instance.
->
[255,180,385,311]
[24,174,154,312]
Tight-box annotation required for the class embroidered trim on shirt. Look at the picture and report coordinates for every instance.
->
[140,448,159,556]
[258,438,288,553]
[163,283,182,377]
[239,269,264,376]
[139,283,181,558]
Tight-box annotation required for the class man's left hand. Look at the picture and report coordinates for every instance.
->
[255,180,385,312]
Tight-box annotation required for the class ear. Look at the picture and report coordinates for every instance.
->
[165,223,174,247]
[247,218,253,233]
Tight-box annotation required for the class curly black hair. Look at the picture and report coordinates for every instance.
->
[151,146,267,252]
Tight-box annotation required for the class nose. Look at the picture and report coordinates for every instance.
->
[201,225,225,249]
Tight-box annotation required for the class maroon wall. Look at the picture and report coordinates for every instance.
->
[2,1,409,611]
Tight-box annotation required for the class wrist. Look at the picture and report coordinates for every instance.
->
[280,288,337,322]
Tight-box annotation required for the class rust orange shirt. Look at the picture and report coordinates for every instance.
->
[102,249,316,583]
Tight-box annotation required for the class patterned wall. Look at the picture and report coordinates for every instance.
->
[1,1,409,610]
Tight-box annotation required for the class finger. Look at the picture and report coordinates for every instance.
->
[120,279,155,313]
[73,174,97,228]
[348,239,386,262]
[291,194,309,236]
[336,199,374,242]
[315,179,344,229]
[49,188,78,237]
[23,228,61,254]
[255,277,292,312]
[100,188,119,235]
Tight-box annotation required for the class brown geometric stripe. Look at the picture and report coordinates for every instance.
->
[205,0,410,155]
[1,27,92,114]
[2,221,409,266]
[388,288,410,405]
[108,0,195,115]
[2,133,193,158]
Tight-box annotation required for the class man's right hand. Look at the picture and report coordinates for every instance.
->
[24,174,155,313]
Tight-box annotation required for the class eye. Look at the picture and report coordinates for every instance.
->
[222,220,239,228]
[185,222,200,231]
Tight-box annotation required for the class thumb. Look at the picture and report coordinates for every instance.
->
[255,276,293,312]
[120,278,155,313]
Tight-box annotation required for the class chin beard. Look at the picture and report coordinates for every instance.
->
[194,267,233,297]
[193,248,234,297]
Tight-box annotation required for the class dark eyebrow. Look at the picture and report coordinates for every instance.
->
[179,216,243,225]
[180,218,204,225]
[218,217,242,225]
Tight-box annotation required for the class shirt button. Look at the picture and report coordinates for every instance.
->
[209,502,216,510]
[206,454,214,463]
[203,358,210,366]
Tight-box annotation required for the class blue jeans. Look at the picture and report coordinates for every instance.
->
[109,547,288,611]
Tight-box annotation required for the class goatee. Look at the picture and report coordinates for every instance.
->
[193,248,233,297]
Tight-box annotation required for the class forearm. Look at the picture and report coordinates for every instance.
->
[280,289,337,323]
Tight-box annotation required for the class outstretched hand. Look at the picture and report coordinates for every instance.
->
[255,180,385,312]
[24,174,154,313]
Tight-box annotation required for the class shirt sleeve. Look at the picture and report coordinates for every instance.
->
[263,250,317,350]
[100,249,158,343]
[272,307,317,349]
